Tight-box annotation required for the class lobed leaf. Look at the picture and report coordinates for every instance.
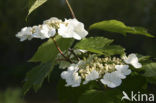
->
[90,20,155,37]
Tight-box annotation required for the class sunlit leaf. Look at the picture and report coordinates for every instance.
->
[75,37,113,54]
[102,45,125,56]
[75,37,125,56]
[90,20,154,37]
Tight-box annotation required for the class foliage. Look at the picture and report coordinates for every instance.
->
[10,0,156,103]
[23,61,54,94]
[27,0,47,17]
[23,36,74,93]
[90,20,155,37]
[75,37,125,56]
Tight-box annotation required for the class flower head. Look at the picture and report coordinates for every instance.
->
[16,17,88,41]
[58,19,88,40]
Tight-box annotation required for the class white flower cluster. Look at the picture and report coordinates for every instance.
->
[16,17,88,41]
[60,53,142,88]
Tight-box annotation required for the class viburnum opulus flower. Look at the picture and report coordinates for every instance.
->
[60,53,142,88]
[16,17,88,41]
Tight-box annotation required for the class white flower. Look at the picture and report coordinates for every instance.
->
[32,24,56,39]
[100,72,122,88]
[115,65,131,79]
[16,24,56,41]
[58,19,88,40]
[83,70,99,84]
[123,53,142,69]
[16,27,33,41]
[61,64,81,87]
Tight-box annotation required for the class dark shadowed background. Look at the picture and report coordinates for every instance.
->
[0,0,156,103]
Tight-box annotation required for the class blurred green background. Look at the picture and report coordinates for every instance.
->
[0,0,156,103]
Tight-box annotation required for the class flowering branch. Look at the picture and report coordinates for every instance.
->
[52,37,72,63]
[65,0,76,18]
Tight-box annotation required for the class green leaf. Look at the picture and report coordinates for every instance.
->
[29,36,74,63]
[23,61,53,94]
[102,45,125,56]
[78,89,121,103]
[142,62,156,77]
[128,27,154,37]
[27,0,47,17]
[90,20,155,38]
[75,37,113,54]
[75,37,125,56]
